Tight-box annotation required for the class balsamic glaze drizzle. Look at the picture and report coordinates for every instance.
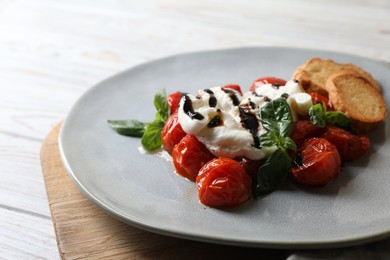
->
[249,100,257,109]
[281,93,289,99]
[221,88,240,106]
[238,106,260,148]
[207,115,223,128]
[204,89,217,107]
[263,96,271,102]
[253,136,261,148]
[183,95,204,120]
[252,92,271,102]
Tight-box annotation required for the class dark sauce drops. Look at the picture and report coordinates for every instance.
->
[239,106,259,134]
[263,96,271,102]
[281,93,289,99]
[208,115,223,128]
[253,136,261,148]
[221,88,240,106]
[183,95,204,120]
[272,83,281,89]
[241,99,257,110]
[252,92,271,102]
[239,106,260,148]
[245,98,257,109]
[204,89,217,107]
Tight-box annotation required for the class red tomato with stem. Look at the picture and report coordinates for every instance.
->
[172,135,215,181]
[167,91,183,114]
[249,77,287,92]
[290,138,341,187]
[161,112,187,155]
[196,157,252,208]
[310,92,334,111]
[222,84,243,95]
[321,126,371,162]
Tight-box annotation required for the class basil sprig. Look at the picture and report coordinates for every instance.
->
[153,89,170,122]
[253,98,296,198]
[141,120,166,150]
[309,102,352,130]
[107,89,170,151]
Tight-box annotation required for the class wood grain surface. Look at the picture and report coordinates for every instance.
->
[40,123,289,260]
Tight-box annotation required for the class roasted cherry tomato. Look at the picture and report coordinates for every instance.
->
[310,92,334,111]
[290,138,341,187]
[172,135,215,181]
[196,157,252,208]
[167,91,183,114]
[321,126,371,162]
[161,112,187,155]
[249,77,287,92]
[239,157,265,179]
[291,120,324,144]
[222,84,243,95]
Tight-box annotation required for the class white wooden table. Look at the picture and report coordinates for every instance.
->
[1,0,389,258]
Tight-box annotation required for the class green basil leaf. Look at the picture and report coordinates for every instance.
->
[154,88,170,122]
[278,119,293,138]
[141,120,165,150]
[309,102,352,130]
[260,97,293,137]
[260,133,296,152]
[325,111,352,130]
[155,111,162,122]
[253,148,291,198]
[107,119,146,137]
[259,131,279,147]
[309,103,326,128]
[282,136,297,152]
[108,88,169,151]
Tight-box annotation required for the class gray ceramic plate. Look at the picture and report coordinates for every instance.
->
[59,47,390,249]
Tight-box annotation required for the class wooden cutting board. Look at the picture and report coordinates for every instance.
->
[40,123,289,259]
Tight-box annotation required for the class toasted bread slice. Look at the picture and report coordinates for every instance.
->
[326,71,387,132]
[292,58,381,96]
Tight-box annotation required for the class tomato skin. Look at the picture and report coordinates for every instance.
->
[161,112,187,155]
[222,84,243,95]
[321,126,371,162]
[167,91,183,114]
[196,157,252,208]
[291,120,324,144]
[310,92,334,111]
[249,77,287,92]
[172,135,215,181]
[290,138,341,187]
[239,157,265,179]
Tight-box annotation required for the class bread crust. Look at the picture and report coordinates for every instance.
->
[292,58,381,97]
[326,71,387,132]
